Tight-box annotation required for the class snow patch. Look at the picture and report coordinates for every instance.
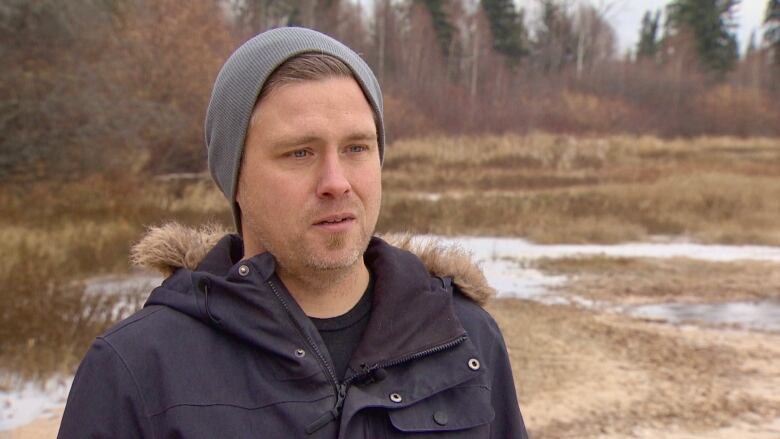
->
[415,235,780,332]
[85,273,162,296]
[0,377,71,431]
[434,235,780,263]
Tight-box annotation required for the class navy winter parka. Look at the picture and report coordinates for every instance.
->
[58,226,528,438]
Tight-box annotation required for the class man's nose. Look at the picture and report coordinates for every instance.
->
[316,153,351,198]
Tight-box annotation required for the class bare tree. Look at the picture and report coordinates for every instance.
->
[574,1,618,79]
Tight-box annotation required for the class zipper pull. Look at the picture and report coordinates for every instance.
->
[304,382,349,434]
[304,411,335,434]
[334,381,348,414]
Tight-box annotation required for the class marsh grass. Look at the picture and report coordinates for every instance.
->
[379,173,780,244]
[378,134,780,244]
[528,255,780,304]
[0,177,230,381]
[0,281,120,384]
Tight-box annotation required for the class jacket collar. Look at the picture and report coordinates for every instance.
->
[137,223,495,374]
[351,237,466,370]
[131,223,495,305]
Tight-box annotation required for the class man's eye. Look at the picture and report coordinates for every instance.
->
[289,149,310,158]
[348,145,368,153]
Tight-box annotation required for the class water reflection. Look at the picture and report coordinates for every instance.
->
[628,300,780,333]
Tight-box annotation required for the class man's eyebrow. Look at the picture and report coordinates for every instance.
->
[344,132,378,143]
[270,132,377,150]
[269,135,320,150]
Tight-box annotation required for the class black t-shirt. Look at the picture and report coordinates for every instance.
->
[310,275,374,381]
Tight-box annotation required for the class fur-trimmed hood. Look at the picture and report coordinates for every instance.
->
[131,223,494,306]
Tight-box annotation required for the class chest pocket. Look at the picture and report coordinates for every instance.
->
[386,385,494,437]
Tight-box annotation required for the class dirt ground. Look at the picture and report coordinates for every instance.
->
[491,299,780,439]
[5,298,780,438]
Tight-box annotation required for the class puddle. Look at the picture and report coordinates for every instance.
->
[424,235,780,334]
[627,300,780,333]
[478,256,780,333]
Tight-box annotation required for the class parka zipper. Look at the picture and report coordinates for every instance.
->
[305,333,468,434]
[267,275,468,435]
[365,334,468,372]
[304,381,348,434]
[266,278,352,435]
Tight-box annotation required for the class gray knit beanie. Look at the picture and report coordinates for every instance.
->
[204,27,385,233]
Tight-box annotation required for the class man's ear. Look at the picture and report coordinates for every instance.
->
[234,179,246,236]
[235,171,246,206]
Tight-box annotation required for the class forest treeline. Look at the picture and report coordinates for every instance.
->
[1,0,779,181]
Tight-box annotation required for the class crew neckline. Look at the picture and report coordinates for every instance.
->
[310,273,374,331]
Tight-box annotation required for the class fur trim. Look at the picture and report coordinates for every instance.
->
[131,224,494,305]
[381,234,494,306]
[130,223,228,277]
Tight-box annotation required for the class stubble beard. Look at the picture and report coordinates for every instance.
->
[242,191,380,276]
[248,217,373,275]
[301,225,371,272]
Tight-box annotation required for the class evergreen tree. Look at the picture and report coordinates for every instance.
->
[480,0,529,63]
[637,9,661,60]
[665,0,739,74]
[415,0,456,58]
[766,0,780,65]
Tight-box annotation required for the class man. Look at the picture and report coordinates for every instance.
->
[58,27,528,438]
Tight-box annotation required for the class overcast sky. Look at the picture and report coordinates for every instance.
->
[516,0,769,56]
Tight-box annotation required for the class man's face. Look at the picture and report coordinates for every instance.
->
[236,76,381,274]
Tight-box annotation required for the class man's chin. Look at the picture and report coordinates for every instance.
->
[302,234,368,271]
[323,230,349,250]
[304,250,361,271]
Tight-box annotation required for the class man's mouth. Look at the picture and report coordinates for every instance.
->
[314,213,356,226]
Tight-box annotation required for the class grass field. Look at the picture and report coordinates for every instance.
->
[380,134,780,244]
[2,133,779,380]
[0,177,230,382]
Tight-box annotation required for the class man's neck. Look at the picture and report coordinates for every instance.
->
[276,259,370,319]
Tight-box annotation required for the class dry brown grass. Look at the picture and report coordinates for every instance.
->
[379,134,780,244]
[0,177,230,381]
[529,256,780,304]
